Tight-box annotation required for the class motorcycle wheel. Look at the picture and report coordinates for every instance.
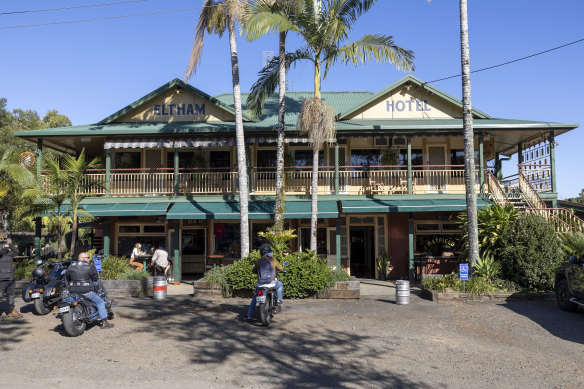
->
[62,305,86,337]
[34,298,51,315]
[556,279,578,312]
[259,296,272,327]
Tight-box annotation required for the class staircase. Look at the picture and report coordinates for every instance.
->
[486,170,584,233]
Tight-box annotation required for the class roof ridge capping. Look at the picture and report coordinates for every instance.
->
[98,78,253,124]
[336,75,491,120]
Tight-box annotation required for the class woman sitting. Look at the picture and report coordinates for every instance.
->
[129,243,144,271]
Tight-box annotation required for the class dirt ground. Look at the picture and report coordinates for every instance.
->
[1,292,583,388]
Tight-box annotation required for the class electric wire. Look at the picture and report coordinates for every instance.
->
[0,1,148,16]
[423,38,584,85]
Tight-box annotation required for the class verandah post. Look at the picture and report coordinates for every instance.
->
[35,139,43,260]
[105,149,111,197]
[479,133,484,193]
[173,147,179,196]
[407,137,412,194]
[334,142,339,195]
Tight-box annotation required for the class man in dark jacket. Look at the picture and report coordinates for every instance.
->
[0,239,22,318]
[66,252,113,329]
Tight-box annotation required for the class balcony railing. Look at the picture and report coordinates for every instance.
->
[41,165,482,197]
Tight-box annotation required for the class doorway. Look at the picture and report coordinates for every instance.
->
[349,226,375,278]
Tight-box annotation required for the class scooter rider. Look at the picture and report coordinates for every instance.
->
[246,244,284,321]
[66,252,113,329]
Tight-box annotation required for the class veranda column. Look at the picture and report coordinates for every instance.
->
[335,220,341,268]
[103,224,110,257]
[550,132,557,208]
[105,149,111,197]
[173,147,179,196]
[35,139,43,260]
[334,143,339,195]
[173,221,181,284]
[407,137,412,194]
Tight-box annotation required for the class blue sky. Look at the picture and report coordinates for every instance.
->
[1,0,583,199]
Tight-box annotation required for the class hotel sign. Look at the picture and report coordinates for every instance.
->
[386,100,431,112]
[153,103,206,116]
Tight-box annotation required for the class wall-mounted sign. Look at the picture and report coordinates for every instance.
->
[153,103,206,116]
[386,100,431,112]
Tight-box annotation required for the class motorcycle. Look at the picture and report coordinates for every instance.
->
[255,260,289,327]
[57,281,113,337]
[21,259,70,315]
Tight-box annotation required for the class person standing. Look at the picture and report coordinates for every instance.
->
[0,239,23,318]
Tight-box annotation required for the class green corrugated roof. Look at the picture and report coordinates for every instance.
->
[341,198,489,213]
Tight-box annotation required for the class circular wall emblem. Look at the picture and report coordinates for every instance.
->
[18,151,35,168]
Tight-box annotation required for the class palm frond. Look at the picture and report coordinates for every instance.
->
[185,0,218,81]
[246,48,313,117]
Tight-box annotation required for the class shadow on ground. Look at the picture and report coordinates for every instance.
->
[116,296,437,388]
[501,300,584,345]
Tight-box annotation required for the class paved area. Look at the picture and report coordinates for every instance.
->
[2,285,583,388]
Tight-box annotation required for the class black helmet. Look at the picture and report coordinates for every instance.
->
[259,244,272,256]
[32,267,45,279]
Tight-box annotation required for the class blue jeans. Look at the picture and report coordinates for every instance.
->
[83,291,108,319]
[247,280,283,318]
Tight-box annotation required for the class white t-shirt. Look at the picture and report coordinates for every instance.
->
[131,247,140,260]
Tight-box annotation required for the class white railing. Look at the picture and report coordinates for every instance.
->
[41,166,489,197]
[519,164,552,192]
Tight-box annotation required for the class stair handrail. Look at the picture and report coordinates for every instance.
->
[485,170,511,206]
[525,208,573,233]
[518,170,547,210]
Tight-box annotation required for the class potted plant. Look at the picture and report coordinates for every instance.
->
[376,251,392,280]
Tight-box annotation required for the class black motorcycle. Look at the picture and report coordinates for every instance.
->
[255,260,289,327]
[57,282,113,337]
[22,260,70,315]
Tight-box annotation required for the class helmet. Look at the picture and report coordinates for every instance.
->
[32,267,46,279]
[259,244,272,256]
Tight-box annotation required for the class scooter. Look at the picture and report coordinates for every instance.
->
[22,259,70,315]
[255,260,289,327]
[57,281,113,337]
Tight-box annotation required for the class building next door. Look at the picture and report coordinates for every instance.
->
[349,226,375,278]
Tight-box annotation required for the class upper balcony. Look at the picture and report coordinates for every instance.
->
[41,165,495,197]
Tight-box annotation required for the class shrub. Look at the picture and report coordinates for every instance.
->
[224,251,258,294]
[473,255,501,283]
[330,267,352,283]
[14,260,38,280]
[500,213,563,291]
[116,269,150,280]
[99,256,133,280]
[559,232,584,257]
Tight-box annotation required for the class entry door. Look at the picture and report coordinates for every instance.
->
[144,149,164,194]
[327,227,337,267]
[349,226,375,278]
[426,145,447,192]
[180,228,207,274]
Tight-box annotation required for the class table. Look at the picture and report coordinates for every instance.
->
[137,255,152,272]
[207,254,225,269]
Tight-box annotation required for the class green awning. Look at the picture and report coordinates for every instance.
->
[167,201,338,220]
[341,199,489,213]
[83,202,170,216]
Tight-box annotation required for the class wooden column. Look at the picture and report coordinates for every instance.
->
[408,213,414,281]
[35,139,43,260]
[479,134,485,193]
[173,222,181,284]
[105,149,111,197]
[334,143,339,195]
[407,137,412,194]
[173,148,179,196]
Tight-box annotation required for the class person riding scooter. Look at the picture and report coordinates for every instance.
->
[246,244,284,321]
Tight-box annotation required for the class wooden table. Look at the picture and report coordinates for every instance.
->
[137,255,152,272]
[207,254,225,269]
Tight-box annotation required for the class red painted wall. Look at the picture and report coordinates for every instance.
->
[386,213,409,279]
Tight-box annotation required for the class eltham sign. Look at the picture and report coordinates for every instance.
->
[153,103,206,116]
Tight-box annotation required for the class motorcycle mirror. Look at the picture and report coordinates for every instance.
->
[283,261,290,267]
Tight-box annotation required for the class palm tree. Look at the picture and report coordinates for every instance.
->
[63,149,102,256]
[185,0,250,258]
[459,0,479,269]
[247,0,414,250]
[245,0,303,232]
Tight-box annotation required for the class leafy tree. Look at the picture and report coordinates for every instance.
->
[500,213,563,291]
[185,0,250,257]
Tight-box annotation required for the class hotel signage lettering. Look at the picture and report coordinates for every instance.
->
[386,100,431,112]
[153,104,206,116]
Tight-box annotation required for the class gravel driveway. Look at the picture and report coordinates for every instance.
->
[1,292,583,388]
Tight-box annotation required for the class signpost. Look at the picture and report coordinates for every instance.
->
[459,263,469,293]
[94,256,102,272]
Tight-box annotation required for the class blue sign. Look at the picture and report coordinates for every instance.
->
[459,263,469,281]
[94,256,102,272]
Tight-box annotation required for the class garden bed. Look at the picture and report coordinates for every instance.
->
[15,278,154,298]
[421,288,556,303]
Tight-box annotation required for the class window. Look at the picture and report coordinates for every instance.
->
[113,151,140,169]
[116,224,167,256]
[350,149,383,168]
[144,225,165,233]
[182,230,206,255]
[167,151,197,169]
[300,228,327,255]
[209,151,231,170]
[293,149,324,167]
[213,223,240,257]
[450,149,479,166]
[251,223,271,250]
[118,225,140,234]
[398,149,423,167]
[256,149,277,172]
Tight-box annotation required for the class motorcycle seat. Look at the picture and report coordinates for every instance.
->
[257,280,277,288]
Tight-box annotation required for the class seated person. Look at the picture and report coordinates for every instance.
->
[150,245,171,277]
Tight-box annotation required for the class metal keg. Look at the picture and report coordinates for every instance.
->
[395,280,410,305]
[153,276,167,300]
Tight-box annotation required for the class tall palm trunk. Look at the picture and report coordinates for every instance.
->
[227,10,250,258]
[274,31,287,232]
[69,209,78,257]
[459,0,479,268]
[310,147,319,251]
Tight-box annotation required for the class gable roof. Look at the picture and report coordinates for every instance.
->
[336,75,491,120]
[98,78,253,124]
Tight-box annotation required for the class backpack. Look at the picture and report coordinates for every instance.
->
[258,257,274,284]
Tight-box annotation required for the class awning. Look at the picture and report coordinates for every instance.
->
[104,139,174,150]
[246,137,335,144]
[167,201,339,220]
[341,199,489,213]
[83,202,170,216]
[173,138,236,148]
